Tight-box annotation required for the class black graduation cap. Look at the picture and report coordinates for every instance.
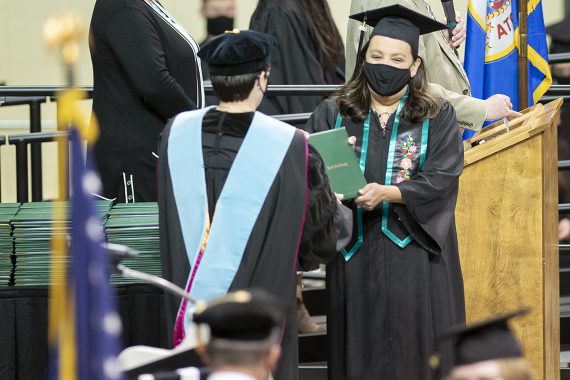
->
[198,29,276,76]
[436,308,529,370]
[547,18,570,53]
[350,4,448,56]
[349,5,448,79]
[193,290,283,342]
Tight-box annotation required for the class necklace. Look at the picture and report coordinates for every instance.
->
[336,89,409,261]
[374,110,393,136]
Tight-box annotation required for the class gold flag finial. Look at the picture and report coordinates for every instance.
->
[43,12,84,67]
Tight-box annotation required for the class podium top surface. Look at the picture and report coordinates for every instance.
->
[463,98,564,167]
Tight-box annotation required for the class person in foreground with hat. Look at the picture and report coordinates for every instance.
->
[158,30,352,380]
[305,5,465,379]
[193,290,284,380]
[437,309,533,380]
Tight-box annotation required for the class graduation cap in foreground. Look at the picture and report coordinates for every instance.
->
[349,4,448,79]
[432,308,530,373]
[193,290,284,342]
[198,29,276,76]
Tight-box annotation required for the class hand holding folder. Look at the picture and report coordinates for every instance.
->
[309,128,367,200]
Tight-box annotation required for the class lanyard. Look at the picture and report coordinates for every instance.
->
[337,89,409,261]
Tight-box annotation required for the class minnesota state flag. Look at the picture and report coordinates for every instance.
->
[464,0,552,139]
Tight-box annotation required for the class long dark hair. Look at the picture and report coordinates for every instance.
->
[299,0,344,75]
[253,0,343,80]
[333,41,441,123]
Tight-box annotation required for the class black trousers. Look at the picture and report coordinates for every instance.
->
[95,147,158,203]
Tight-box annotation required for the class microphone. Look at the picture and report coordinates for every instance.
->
[102,242,197,305]
[441,0,457,29]
[103,242,139,272]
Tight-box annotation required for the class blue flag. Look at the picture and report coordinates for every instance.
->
[70,129,124,380]
[464,0,552,139]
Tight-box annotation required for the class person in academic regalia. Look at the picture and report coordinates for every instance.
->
[250,0,346,333]
[434,309,533,380]
[305,5,466,379]
[193,290,285,380]
[158,30,352,380]
[249,0,345,116]
[347,0,521,132]
[90,0,203,203]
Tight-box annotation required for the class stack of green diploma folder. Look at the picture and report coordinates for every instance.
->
[104,202,162,284]
[0,201,164,287]
[11,201,113,286]
[0,204,20,286]
[309,127,367,200]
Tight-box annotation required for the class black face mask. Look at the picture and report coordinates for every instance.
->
[207,16,234,36]
[363,62,412,97]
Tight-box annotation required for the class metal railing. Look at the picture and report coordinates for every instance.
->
[0,96,47,201]
[548,53,570,65]
[0,51,569,202]
[6,131,68,203]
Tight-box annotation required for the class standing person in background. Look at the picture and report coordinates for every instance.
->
[347,0,520,132]
[250,0,347,334]
[199,0,235,79]
[200,0,235,105]
[200,0,235,46]
[546,19,570,242]
[90,0,203,203]
[249,0,345,116]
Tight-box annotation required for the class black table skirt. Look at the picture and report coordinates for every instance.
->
[0,284,168,380]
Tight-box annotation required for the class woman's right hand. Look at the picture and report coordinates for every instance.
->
[348,136,356,150]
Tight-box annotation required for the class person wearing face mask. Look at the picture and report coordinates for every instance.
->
[305,5,465,379]
[158,30,353,380]
[201,0,235,42]
[200,0,235,105]
[347,0,520,133]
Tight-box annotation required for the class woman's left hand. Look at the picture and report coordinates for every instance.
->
[355,183,388,211]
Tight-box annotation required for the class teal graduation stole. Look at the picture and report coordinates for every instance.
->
[167,107,296,341]
[335,90,430,261]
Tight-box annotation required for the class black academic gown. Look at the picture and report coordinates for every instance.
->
[249,0,345,116]
[90,0,202,202]
[305,99,466,380]
[159,110,351,380]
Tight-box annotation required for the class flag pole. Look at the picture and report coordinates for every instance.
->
[44,13,84,380]
[518,0,529,109]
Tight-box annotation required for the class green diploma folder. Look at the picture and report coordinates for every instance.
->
[309,127,367,200]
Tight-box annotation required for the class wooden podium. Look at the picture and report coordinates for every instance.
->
[456,98,563,379]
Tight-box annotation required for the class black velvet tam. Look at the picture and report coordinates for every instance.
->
[198,29,276,75]
[193,290,283,342]
[440,308,529,367]
[350,4,448,56]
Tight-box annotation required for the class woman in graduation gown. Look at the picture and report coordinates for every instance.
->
[249,0,345,116]
[305,5,465,379]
